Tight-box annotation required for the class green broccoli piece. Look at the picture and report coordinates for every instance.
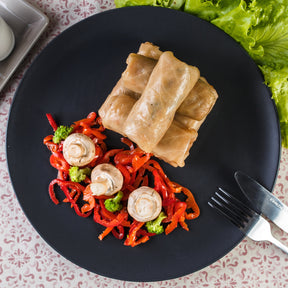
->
[52,125,73,143]
[104,191,124,212]
[69,166,91,183]
[145,212,167,234]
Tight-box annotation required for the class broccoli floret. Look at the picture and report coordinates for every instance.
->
[104,191,124,212]
[145,212,167,234]
[69,166,91,182]
[53,125,73,143]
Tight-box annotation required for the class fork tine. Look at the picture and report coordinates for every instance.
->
[218,188,254,217]
[208,196,246,228]
[208,187,255,229]
[215,191,250,222]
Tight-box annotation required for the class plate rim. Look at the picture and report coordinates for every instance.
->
[6,6,281,282]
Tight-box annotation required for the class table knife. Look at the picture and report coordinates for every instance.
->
[234,171,288,233]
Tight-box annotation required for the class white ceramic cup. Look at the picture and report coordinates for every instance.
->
[0,16,15,61]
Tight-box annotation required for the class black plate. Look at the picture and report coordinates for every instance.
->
[6,7,280,282]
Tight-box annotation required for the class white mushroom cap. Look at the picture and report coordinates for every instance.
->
[127,186,162,222]
[90,163,123,196]
[63,133,95,167]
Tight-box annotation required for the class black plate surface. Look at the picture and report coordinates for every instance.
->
[6,7,280,282]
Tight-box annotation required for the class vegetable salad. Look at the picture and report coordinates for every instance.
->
[44,112,200,247]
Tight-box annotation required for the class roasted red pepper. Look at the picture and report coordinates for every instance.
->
[81,185,96,213]
[93,204,128,227]
[165,202,187,235]
[124,220,150,247]
[46,113,58,131]
[49,179,91,218]
[50,152,70,172]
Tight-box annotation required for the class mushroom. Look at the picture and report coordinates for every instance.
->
[63,133,95,166]
[127,186,162,222]
[90,163,123,196]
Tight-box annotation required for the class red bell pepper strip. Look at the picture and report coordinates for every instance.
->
[121,137,134,150]
[99,199,117,220]
[50,152,70,172]
[98,200,130,227]
[165,202,187,235]
[93,204,128,227]
[144,160,179,192]
[114,150,135,165]
[49,179,92,218]
[133,166,145,188]
[132,154,151,172]
[179,214,189,231]
[116,164,131,186]
[87,144,104,168]
[181,186,200,220]
[141,175,149,186]
[57,170,69,181]
[101,149,123,164]
[49,180,60,205]
[43,135,59,152]
[153,169,169,201]
[46,113,58,131]
[99,225,125,240]
[98,226,114,240]
[124,220,150,247]
[82,126,107,140]
[136,229,156,238]
[81,185,96,213]
[72,112,97,128]
[112,225,125,239]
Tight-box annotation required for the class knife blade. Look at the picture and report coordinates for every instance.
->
[234,171,288,233]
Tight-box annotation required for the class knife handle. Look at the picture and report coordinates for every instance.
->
[267,234,288,255]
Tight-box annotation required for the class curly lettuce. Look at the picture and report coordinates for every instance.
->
[260,65,288,148]
[115,0,288,147]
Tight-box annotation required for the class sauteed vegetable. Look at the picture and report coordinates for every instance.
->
[43,112,200,247]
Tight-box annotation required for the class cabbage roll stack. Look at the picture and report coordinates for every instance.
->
[99,92,199,167]
[124,51,200,152]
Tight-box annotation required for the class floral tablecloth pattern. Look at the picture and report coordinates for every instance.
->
[1,1,288,287]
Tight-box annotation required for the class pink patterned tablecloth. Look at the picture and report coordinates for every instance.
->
[1,1,288,287]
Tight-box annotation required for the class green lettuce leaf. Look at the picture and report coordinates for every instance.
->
[115,0,153,8]
[184,0,242,22]
[115,0,184,9]
[260,65,288,147]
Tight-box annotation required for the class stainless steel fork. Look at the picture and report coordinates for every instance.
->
[208,188,288,254]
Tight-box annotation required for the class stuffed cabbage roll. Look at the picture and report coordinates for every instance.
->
[122,53,157,94]
[177,77,218,121]
[152,122,198,167]
[138,42,162,60]
[174,113,205,131]
[99,79,139,121]
[124,51,200,152]
[100,93,137,136]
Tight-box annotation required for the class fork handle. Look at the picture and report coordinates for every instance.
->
[267,235,288,254]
